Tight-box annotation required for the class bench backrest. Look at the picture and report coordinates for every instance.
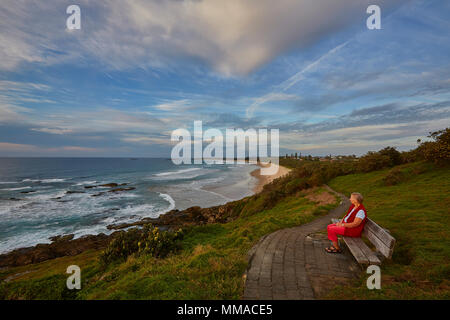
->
[363,218,396,259]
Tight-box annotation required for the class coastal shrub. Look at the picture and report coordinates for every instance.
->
[400,128,449,165]
[100,229,141,266]
[99,225,184,266]
[284,178,308,194]
[357,152,392,172]
[421,128,450,166]
[383,168,405,186]
[240,195,269,217]
[292,166,313,178]
[401,149,421,163]
[138,225,183,257]
[378,146,403,166]
[265,190,285,208]
[307,171,326,186]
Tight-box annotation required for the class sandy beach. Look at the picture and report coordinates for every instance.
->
[251,163,291,193]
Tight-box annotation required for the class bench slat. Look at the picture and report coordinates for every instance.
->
[351,237,381,265]
[364,219,396,249]
[363,229,395,259]
[342,237,369,265]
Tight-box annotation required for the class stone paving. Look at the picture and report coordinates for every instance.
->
[243,186,360,300]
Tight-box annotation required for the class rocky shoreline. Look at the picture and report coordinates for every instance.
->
[0,233,113,268]
[0,195,251,268]
[0,164,290,268]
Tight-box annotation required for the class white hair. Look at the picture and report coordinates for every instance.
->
[351,192,363,204]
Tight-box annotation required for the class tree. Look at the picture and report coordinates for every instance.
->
[422,128,450,165]
[378,146,402,166]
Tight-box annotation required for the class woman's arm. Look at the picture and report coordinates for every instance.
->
[342,217,363,228]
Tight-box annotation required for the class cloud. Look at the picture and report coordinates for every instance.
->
[31,127,73,135]
[0,103,31,123]
[59,146,98,152]
[246,92,302,117]
[0,142,37,152]
[0,80,53,124]
[0,141,105,156]
[121,135,171,145]
[278,100,450,155]
[0,0,407,75]
[0,81,51,92]
[152,100,191,112]
[27,108,169,135]
[277,41,350,92]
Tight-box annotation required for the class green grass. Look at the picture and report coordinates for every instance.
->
[3,160,448,300]
[326,161,450,299]
[0,187,338,300]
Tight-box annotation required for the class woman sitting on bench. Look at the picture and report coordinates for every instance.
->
[325,192,367,253]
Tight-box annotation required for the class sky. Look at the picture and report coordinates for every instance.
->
[0,0,449,157]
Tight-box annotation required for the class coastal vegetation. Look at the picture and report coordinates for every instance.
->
[0,187,338,299]
[0,128,448,299]
[99,225,184,267]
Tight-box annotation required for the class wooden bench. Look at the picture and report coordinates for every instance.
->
[331,218,396,265]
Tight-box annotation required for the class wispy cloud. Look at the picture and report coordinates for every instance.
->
[31,127,73,135]
[0,142,37,152]
[0,0,448,157]
[246,41,349,117]
[277,41,350,92]
[152,100,191,112]
[0,0,407,75]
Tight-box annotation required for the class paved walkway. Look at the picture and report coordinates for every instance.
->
[243,186,360,300]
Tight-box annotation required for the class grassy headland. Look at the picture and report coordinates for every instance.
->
[0,186,338,299]
[0,128,448,299]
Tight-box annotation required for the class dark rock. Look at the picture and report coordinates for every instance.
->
[66,190,85,194]
[84,185,96,189]
[99,183,119,188]
[107,197,248,230]
[20,190,36,194]
[108,187,136,193]
[49,234,74,242]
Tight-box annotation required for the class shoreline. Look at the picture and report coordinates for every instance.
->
[250,163,292,193]
[0,163,292,267]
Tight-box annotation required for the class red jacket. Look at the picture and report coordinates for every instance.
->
[342,203,367,237]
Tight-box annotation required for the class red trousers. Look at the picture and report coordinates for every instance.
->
[327,223,345,242]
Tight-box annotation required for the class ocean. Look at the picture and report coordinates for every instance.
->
[0,158,258,254]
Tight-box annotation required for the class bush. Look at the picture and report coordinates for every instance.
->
[138,225,183,258]
[422,129,450,166]
[400,149,421,163]
[100,225,183,266]
[383,168,405,186]
[379,146,403,166]
[284,178,308,194]
[358,152,392,172]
